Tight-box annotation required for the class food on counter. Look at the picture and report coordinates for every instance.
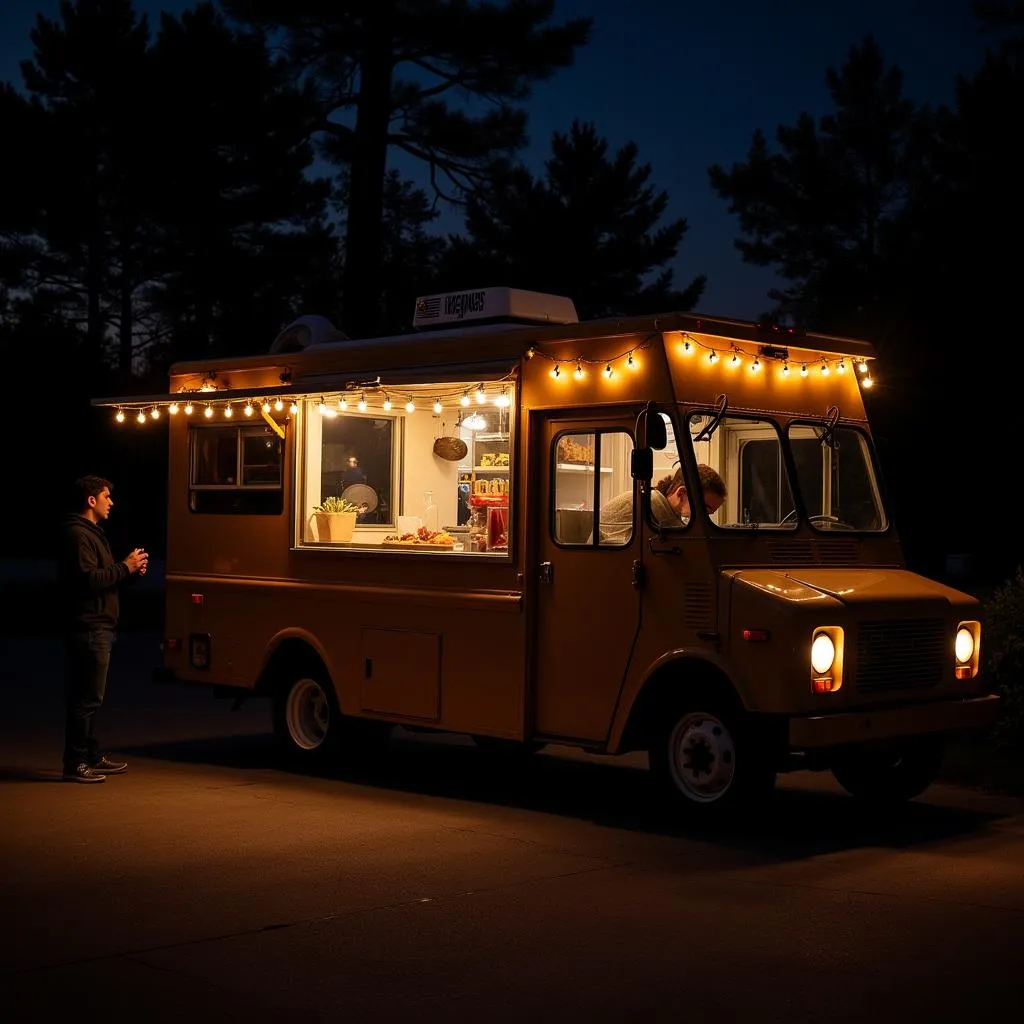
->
[479,451,509,467]
[382,526,456,547]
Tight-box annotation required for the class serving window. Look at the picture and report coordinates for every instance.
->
[297,382,515,555]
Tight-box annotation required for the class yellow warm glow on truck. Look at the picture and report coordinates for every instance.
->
[94,287,1000,816]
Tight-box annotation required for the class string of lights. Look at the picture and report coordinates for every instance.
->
[527,332,874,388]
[109,376,518,425]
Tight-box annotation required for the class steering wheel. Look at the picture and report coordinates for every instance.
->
[779,510,856,530]
[809,514,856,531]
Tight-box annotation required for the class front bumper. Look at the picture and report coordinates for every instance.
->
[789,694,1002,749]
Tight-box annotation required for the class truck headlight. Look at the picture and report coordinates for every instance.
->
[811,634,835,674]
[955,621,980,679]
[810,626,844,693]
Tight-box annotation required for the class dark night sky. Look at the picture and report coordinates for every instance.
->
[0,0,994,320]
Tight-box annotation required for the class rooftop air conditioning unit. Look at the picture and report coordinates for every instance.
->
[412,287,578,330]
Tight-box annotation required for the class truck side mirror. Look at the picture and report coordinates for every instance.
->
[631,448,654,482]
[632,404,666,482]
[636,404,667,451]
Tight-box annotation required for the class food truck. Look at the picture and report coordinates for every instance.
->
[94,287,1000,816]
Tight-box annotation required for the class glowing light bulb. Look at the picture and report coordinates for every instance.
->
[496,389,510,407]
[339,396,348,411]
[244,403,253,416]
[800,364,808,378]
[318,399,329,414]
[837,360,846,374]
[289,402,299,415]
[627,352,637,370]
[151,407,160,419]
[224,405,233,417]
[682,339,692,354]
[136,410,146,423]
[433,399,443,414]
[858,360,868,374]
[184,403,193,415]
[574,361,584,380]
[262,401,270,413]
[168,403,179,415]
[730,352,740,367]
[115,410,125,423]
[274,399,284,412]
[604,363,613,379]
[383,394,392,411]
[525,346,535,359]
[405,399,415,413]
[708,351,718,364]
[460,392,470,406]
[551,364,561,378]
[475,386,486,404]
[358,394,367,412]
[204,405,213,418]
[862,375,874,389]
[750,357,760,373]
[820,361,829,377]
[782,363,790,377]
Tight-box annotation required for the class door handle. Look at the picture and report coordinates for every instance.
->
[539,561,554,584]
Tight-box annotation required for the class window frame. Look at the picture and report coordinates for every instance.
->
[187,421,285,516]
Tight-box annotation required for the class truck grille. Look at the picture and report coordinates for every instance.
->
[856,619,946,692]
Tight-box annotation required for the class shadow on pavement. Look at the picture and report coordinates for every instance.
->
[116,726,1008,861]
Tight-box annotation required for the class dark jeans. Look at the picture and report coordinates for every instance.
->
[63,629,115,770]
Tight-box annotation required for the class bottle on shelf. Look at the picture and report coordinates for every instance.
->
[422,490,438,533]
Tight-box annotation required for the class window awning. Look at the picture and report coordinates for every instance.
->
[91,358,519,409]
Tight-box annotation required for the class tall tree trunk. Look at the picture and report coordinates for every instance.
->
[86,232,104,356]
[118,238,133,375]
[342,9,394,338]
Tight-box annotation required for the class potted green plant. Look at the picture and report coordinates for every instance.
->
[310,495,361,542]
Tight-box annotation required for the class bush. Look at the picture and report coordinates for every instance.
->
[983,567,1024,748]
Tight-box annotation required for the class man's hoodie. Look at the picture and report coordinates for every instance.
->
[59,514,130,630]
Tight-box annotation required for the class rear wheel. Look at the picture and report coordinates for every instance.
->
[272,669,391,771]
[272,670,341,767]
[649,699,776,817]
[831,736,945,804]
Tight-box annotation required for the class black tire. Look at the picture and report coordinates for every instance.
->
[272,669,342,768]
[831,736,945,804]
[648,698,776,817]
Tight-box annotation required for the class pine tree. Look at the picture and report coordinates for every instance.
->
[437,121,704,318]
[221,0,591,337]
[707,35,928,338]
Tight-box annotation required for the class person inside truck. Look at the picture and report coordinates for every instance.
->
[598,464,727,544]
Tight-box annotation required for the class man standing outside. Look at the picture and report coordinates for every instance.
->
[59,475,148,783]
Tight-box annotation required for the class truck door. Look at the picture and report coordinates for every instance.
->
[530,412,641,741]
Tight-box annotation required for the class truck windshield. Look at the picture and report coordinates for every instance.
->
[681,410,888,532]
[787,421,888,532]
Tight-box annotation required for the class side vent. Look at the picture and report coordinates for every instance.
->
[817,540,859,565]
[766,538,816,564]
[683,583,714,630]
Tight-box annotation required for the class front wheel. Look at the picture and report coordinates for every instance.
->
[831,736,945,804]
[648,702,776,817]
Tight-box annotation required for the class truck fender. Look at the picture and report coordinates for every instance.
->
[608,647,751,755]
